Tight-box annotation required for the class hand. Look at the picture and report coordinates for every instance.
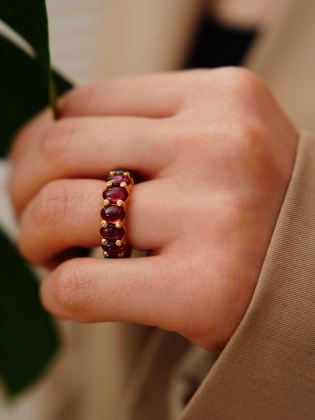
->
[9,68,298,351]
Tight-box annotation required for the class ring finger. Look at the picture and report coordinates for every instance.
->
[18,178,181,266]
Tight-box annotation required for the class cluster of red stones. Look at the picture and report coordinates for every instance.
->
[100,170,134,258]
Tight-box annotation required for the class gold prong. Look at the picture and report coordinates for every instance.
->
[115,222,122,228]
[123,171,130,177]
[101,238,108,246]
[103,199,110,206]
[117,253,124,258]
[101,220,108,227]
[106,181,113,187]
[109,171,116,176]
[120,181,127,188]
[117,200,125,207]
[103,251,109,257]
[116,240,122,246]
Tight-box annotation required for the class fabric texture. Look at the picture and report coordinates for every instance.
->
[181,132,315,419]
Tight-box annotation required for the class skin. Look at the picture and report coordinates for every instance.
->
[8,68,298,352]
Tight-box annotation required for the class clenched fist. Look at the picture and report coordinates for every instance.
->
[9,68,298,351]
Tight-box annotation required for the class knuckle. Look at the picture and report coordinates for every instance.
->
[16,235,36,263]
[34,180,74,227]
[220,67,268,96]
[226,119,268,162]
[184,67,268,98]
[54,263,95,318]
[17,218,46,264]
[58,84,97,115]
[41,120,75,165]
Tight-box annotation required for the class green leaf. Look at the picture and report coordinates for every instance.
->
[0,1,49,63]
[0,0,75,397]
[0,0,56,109]
[0,34,73,158]
[0,230,60,396]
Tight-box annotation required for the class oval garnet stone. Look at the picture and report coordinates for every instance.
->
[101,206,126,223]
[106,175,131,186]
[102,241,126,254]
[100,226,125,241]
[103,187,128,203]
[115,169,135,179]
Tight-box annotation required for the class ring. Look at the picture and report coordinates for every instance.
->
[100,170,135,258]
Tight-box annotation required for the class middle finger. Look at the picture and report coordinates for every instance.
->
[10,116,170,214]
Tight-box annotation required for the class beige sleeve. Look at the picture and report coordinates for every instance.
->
[181,132,315,420]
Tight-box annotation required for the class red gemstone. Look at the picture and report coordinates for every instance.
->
[115,170,135,181]
[101,206,125,223]
[102,241,126,254]
[100,226,125,241]
[106,175,131,186]
[103,187,128,203]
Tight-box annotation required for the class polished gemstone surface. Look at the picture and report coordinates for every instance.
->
[101,206,126,223]
[100,226,125,240]
[103,187,128,203]
[106,175,131,186]
[102,241,126,254]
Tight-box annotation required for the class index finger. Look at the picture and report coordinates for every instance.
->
[58,71,196,119]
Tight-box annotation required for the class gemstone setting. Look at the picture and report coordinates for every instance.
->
[100,226,125,241]
[106,175,131,186]
[102,241,127,254]
[103,187,128,204]
[101,169,134,258]
[100,206,126,223]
